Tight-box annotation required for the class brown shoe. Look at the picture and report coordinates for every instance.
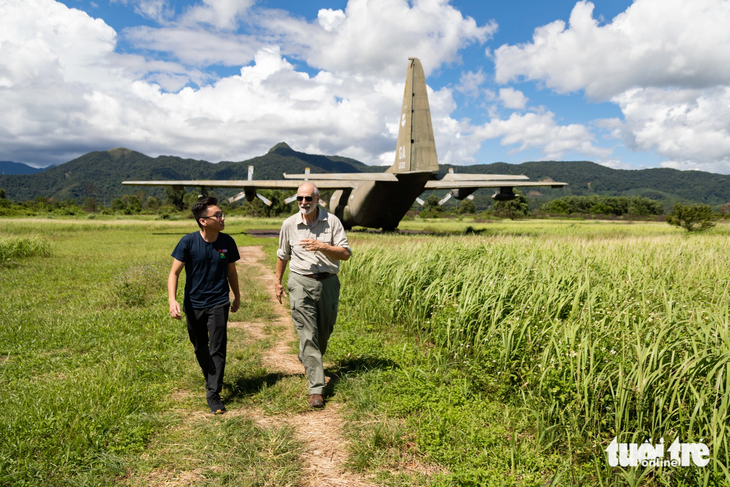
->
[308,394,324,408]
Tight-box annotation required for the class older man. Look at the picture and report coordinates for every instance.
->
[275,182,351,408]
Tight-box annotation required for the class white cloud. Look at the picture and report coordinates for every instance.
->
[0,0,403,165]
[475,111,611,160]
[317,8,346,32]
[0,0,505,167]
[110,0,173,23]
[455,69,485,98]
[0,0,615,170]
[498,87,527,110]
[616,87,730,172]
[494,0,730,100]
[124,26,260,67]
[180,0,255,30]
[493,0,730,173]
[258,0,497,79]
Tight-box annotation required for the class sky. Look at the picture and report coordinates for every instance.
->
[2,0,730,174]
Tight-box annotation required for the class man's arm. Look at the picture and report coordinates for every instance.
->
[275,257,289,304]
[168,259,185,319]
[228,262,240,313]
[298,240,351,261]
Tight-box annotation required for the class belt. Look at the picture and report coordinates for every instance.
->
[301,272,333,280]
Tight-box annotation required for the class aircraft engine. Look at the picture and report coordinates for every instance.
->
[492,187,516,201]
[450,188,478,200]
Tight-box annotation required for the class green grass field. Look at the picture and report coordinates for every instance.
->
[1,216,728,486]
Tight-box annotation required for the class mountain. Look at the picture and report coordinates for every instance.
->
[0,161,47,175]
[0,143,376,203]
[438,161,730,209]
[1,144,728,209]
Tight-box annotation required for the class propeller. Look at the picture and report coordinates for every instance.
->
[227,166,272,206]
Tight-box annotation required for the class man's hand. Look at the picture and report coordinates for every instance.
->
[169,300,182,320]
[275,282,287,304]
[299,238,325,252]
[230,297,240,313]
[299,239,350,261]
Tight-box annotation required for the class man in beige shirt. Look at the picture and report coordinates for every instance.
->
[275,182,351,408]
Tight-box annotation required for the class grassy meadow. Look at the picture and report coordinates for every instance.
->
[1,216,728,486]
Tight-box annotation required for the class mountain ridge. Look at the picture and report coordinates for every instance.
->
[0,144,728,208]
[0,161,47,176]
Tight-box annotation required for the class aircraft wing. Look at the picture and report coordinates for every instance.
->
[122,179,362,190]
[439,174,529,181]
[283,173,399,181]
[425,180,567,189]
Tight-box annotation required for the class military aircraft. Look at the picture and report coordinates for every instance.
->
[123,58,566,231]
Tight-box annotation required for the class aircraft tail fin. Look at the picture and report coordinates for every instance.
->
[389,58,439,174]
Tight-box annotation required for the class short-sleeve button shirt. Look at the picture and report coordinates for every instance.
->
[277,209,351,275]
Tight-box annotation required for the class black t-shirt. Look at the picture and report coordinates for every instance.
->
[171,231,240,309]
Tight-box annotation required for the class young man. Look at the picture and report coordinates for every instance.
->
[275,182,351,408]
[168,197,240,414]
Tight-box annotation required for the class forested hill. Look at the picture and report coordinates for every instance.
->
[438,161,730,206]
[1,143,728,207]
[0,161,46,175]
[0,143,374,202]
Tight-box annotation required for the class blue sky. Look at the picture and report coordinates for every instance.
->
[2,0,730,173]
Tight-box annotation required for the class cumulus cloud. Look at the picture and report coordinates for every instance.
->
[493,0,730,172]
[180,0,255,30]
[474,111,611,160]
[258,0,497,79]
[616,87,730,172]
[110,0,173,23]
[0,0,614,169]
[124,26,260,67]
[0,0,506,166]
[498,87,527,110]
[317,8,346,32]
[455,69,486,98]
[494,0,730,100]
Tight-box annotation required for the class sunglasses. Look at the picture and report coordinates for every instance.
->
[202,212,225,220]
[296,196,314,202]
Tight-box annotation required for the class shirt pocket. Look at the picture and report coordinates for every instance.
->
[315,227,333,244]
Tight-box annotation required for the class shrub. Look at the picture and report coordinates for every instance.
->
[112,264,166,307]
[0,236,52,265]
[494,190,529,219]
[542,195,663,216]
[458,199,476,214]
[666,202,718,232]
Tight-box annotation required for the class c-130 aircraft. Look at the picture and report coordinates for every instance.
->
[124,58,566,231]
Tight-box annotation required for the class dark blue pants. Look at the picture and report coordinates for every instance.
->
[185,302,228,410]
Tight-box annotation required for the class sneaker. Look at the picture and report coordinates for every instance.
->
[208,396,226,415]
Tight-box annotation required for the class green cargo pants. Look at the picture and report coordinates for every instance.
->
[287,272,340,395]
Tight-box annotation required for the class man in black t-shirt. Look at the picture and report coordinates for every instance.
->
[168,197,240,414]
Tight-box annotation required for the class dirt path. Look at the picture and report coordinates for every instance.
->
[231,246,375,487]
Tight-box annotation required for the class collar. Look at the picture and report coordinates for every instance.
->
[296,206,327,226]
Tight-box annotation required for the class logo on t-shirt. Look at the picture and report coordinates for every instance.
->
[217,248,227,259]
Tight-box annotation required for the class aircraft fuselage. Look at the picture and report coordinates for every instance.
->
[331,171,433,230]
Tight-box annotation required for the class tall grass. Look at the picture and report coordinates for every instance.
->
[0,236,51,264]
[339,234,730,484]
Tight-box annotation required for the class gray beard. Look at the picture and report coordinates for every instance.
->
[300,204,317,216]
